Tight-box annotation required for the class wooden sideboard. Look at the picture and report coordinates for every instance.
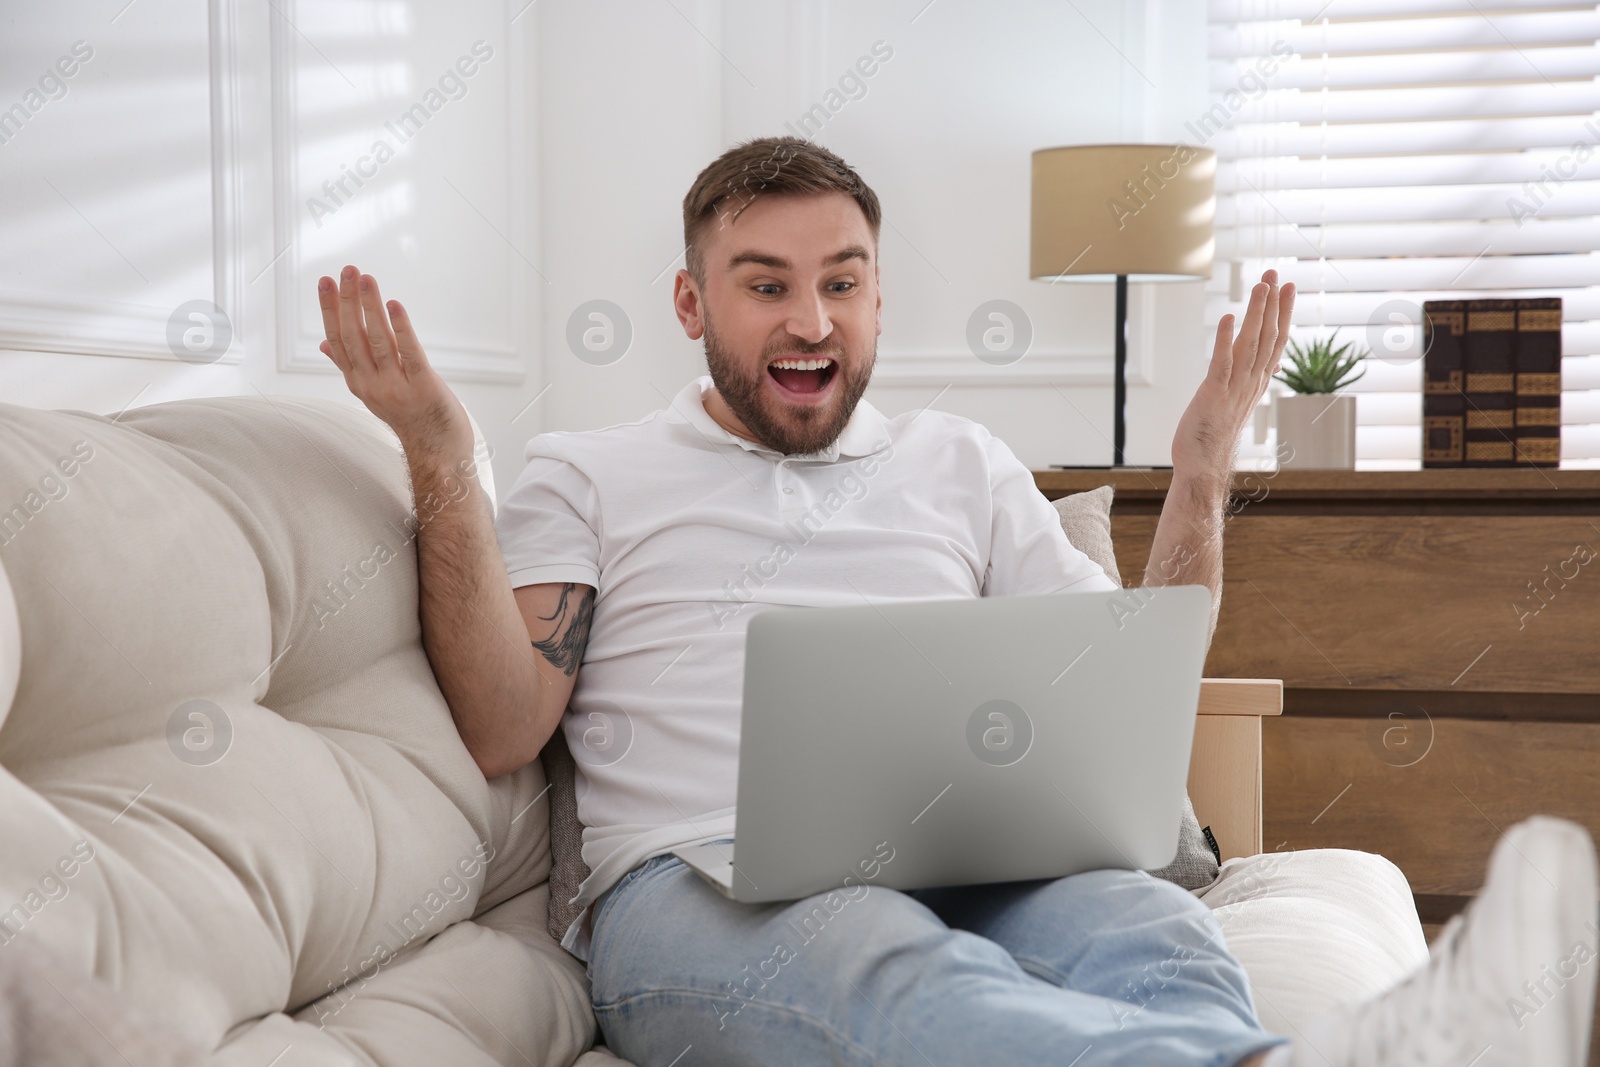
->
[1034,468,1600,929]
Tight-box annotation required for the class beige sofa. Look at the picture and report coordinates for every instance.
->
[0,395,1429,1065]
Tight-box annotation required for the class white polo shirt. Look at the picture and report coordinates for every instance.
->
[493,374,1116,960]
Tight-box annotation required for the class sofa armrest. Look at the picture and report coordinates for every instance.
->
[1188,679,1283,862]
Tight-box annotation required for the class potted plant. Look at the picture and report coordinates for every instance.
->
[1271,330,1367,469]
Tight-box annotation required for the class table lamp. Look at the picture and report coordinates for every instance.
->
[1030,144,1216,467]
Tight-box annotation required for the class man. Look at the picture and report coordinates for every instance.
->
[315,136,1598,1066]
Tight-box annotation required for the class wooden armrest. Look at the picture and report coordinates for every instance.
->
[1188,679,1282,863]
[1197,679,1282,717]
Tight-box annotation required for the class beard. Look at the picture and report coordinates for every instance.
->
[703,308,876,457]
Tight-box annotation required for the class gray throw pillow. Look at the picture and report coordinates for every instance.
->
[1052,485,1222,892]
[541,726,588,943]
[1052,484,1120,585]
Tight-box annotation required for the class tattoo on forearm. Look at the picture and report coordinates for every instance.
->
[532,583,595,676]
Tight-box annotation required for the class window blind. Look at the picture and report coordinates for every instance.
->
[1206,0,1600,468]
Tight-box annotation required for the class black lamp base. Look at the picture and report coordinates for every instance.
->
[1056,273,1140,469]
[1113,273,1128,467]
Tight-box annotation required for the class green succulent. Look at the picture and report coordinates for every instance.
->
[1272,329,1368,395]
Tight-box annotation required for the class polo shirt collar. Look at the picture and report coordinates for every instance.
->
[663,374,889,461]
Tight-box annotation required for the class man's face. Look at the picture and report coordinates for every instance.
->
[674,191,882,456]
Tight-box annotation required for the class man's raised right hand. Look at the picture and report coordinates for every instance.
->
[316,264,475,462]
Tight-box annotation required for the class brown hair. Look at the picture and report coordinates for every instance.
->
[681,135,882,288]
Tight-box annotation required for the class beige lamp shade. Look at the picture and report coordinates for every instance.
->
[1031,143,1216,282]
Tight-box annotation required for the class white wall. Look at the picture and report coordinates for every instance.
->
[3,0,1219,486]
[533,0,1217,471]
[0,0,541,494]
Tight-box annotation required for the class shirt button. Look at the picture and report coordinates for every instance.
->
[783,487,794,494]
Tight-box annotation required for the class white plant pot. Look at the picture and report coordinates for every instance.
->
[1274,393,1356,469]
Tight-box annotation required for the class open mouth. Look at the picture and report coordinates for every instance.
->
[766,356,839,397]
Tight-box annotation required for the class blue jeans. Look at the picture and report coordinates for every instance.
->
[586,839,1290,1066]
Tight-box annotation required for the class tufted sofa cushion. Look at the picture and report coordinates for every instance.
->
[0,396,595,1065]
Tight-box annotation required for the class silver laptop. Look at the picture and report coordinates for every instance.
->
[672,585,1212,903]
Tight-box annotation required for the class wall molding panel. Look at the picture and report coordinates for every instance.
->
[267,0,527,383]
[0,0,246,365]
